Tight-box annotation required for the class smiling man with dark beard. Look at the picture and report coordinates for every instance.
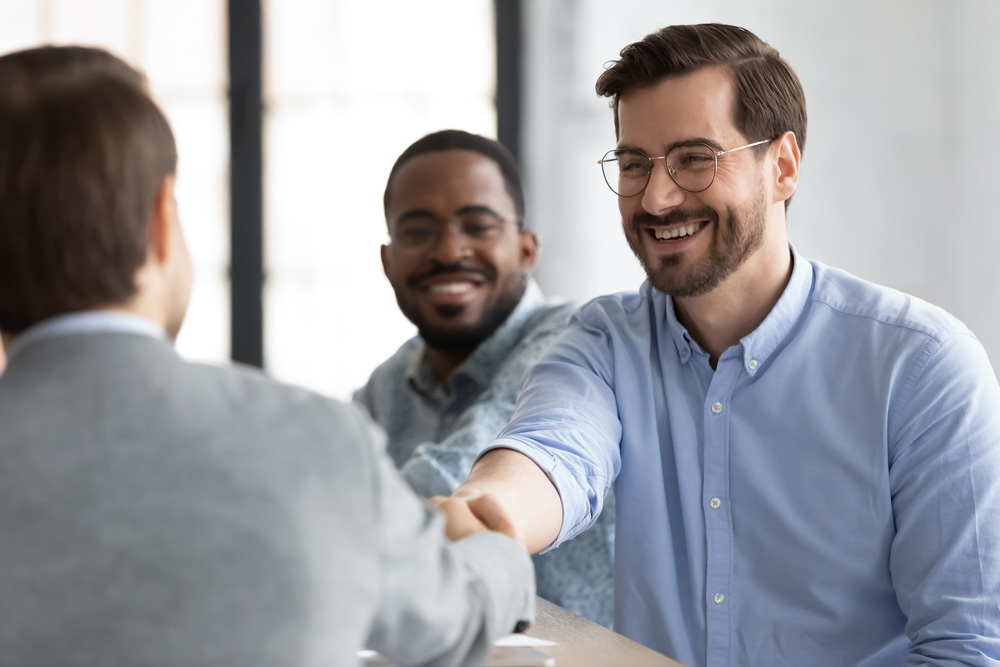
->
[354,130,615,628]
[437,23,1000,667]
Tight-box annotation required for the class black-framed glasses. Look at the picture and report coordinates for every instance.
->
[597,139,772,197]
[389,211,513,253]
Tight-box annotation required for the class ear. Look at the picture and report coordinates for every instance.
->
[149,175,177,265]
[380,243,391,280]
[518,229,539,272]
[771,131,800,205]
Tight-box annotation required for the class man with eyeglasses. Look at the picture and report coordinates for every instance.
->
[355,129,615,628]
[438,23,1000,667]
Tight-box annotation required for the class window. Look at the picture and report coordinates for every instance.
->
[263,0,496,399]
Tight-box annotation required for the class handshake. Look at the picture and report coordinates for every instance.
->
[429,489,522,545]
[427,448,564,553]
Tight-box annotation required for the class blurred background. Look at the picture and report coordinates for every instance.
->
[2,0,997,400]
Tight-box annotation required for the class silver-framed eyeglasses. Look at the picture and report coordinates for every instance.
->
[598,139,772,197]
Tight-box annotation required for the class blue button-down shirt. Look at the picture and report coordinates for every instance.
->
[356,280,616,628]
[489,249,1000,667]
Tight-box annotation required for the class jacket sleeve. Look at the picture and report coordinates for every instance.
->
[360,409,535,667]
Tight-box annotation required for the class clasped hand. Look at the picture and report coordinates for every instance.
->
[428,489,523,546]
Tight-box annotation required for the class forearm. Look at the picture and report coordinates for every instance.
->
[367,428,534,666]
[458,447,563,554]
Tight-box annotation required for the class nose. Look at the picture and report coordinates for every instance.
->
[426,221,471,264]
[640,158,686,215]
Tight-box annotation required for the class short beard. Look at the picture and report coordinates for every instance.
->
[627,189,767,298]
[394,276,526,355]
[415,297,518,353]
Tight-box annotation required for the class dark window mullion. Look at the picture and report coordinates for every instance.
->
[228,0,264,367]
[495,0,522,162]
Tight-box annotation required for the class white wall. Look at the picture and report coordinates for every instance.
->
[521,0,1000,373]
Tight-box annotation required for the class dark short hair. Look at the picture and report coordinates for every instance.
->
[596,23,807,161]
[0,46,177,334]
[383,130,526,230]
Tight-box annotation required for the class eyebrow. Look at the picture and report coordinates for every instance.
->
[456,205,503,219]
[615,136,725,154]
[394,204,503,225]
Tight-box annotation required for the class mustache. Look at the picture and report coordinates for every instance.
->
[630,205,719,229]
[406,261,496,288]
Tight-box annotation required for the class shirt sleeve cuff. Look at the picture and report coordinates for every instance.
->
[477,439,607,552]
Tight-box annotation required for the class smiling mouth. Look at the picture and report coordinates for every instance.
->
[415,272,491,304]
[427,282,475,295]
[646,219,709,241]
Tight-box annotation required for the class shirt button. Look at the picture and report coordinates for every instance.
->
[714,592,725,604]
[711,402,723,414]
[709,497,722,509]
[747,359,758,370]
[680,348,689,359]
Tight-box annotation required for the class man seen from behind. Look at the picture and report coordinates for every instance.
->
[0,45,534,667]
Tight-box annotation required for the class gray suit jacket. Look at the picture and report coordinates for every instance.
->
[0,332,534,667]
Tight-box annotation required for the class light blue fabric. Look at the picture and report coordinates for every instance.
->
[6,310,166,360]
[356,279,616,628]
[488,248,1000,667]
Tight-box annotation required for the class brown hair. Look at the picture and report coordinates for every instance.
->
[0,46,177,333]
[596,23,807,159]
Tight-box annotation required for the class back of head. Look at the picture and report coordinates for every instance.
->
[383,129,527,228]
[596,23,807,157]
[0,45,177,335]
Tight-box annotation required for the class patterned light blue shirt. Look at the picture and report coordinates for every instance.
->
[356,279,615,628]
[488,248,1000,667]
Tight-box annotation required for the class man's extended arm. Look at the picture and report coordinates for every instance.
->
[360,408,535,667]
[441,304,624,554]
[450,447,564,554]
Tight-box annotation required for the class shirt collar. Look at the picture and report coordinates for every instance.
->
[664,245,813,375]
[407,278,548,396]
[6,310,168,361]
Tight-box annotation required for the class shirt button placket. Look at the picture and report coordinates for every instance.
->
[704,364,738,667]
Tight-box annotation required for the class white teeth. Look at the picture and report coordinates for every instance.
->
[429,282,473,294]
[654,224,700,240]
